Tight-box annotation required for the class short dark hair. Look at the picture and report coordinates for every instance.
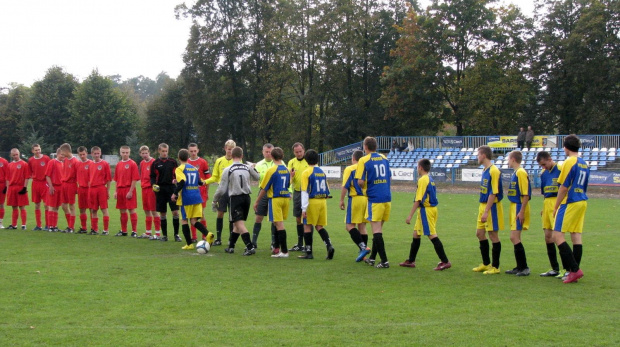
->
[178,149,189,161]
[188,143,198,148]
[352,150,364,162]
[263,143,274,149]
[271,147,284,161]
[478,145,492,160]
[536,151,551,162]
[305,149,319,165]
[564,134,581,152]
[364,137,377,151]
[91,146,101,152]
[509,150,522,164]
[31,143,40,149]
[418,158,431,172]
[77,146,87,153]
[232,146,243,159]
[292,142,304,150]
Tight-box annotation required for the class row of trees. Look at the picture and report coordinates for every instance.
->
[1,0,618,161]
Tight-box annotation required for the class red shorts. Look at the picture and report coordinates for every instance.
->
[7,185,29,207]
[89,185,109,210]
[62,182,77,204]
[47,185,63,208]
[200,185,208,207]
[31,180,48,204]
[116,187,138,210]
[141,187,156,211]
[0,183,6,205]
[78,186,90,209]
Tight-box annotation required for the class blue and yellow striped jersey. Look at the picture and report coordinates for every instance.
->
[508,167,531,203]
[342,164,365,198]
[415,174,438,207]
[558,156,589,204]
[301,166,330,199]
[175,163,203,206]
[540,164,561,198]
[261,164,291,198]
[354,152,391,203]
[479,165,503,203]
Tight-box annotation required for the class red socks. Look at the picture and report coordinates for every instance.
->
[80,213,87,229]
[154,216,161,232]
[120,212,128,232]
[20,209,27,226]
[145,216,153,231]
[35,209,42,227]
[130,213,138,232]
[103,216,110,231]
[12,209,18,226]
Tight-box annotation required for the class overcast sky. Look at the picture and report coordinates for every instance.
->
[0,0,535,89]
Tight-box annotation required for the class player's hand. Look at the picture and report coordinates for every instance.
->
[553,208,557,218]
[171,194,177,202]
[49,186,55,195]
[172,179,177,185]
[540,210,543,216]
[198,179,204,186]
[517,211,524,225]
[290,169,295,178]
[1,186,6,194]
[406,216,412,224]
[302,211,307,219]
[18,187,27,195]
[152,184,160,192]
[126,191,133,199]
[253,202,258,213]
[212,200,218,212]
[481,211,488,223]
[339,200,345,210]
[114,192,118,199]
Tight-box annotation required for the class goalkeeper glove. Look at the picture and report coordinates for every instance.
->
[18,187,27,195]
[152,184,160,192]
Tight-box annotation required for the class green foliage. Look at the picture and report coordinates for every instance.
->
[19,131,54,158]
[0,84,30,150]
[68,71,138,153]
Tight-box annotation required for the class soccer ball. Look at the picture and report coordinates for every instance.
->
[196,240,210,254]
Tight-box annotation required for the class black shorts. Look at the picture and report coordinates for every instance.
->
[229,194,251,222]
[155,185,179,213]
[293,190,302,218]
[256,189,269,217]
[217,191,229,212]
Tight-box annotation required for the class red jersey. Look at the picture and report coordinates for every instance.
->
[28,155,51,182]
[62,156,79,183]
[0,157,8,182]
[139,158,154,188]
[114,159,139,188]
[188,157,211,181]
[89,160,111,187]
[76,159,92,188]
[45,159,64,186]
[8,159,32,186]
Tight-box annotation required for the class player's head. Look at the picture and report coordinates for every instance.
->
[59,143,72,157]
[10,148,20,161]
[91,146,102,161]
[292,142,304,160]
[271,147,284,162]
[528,125,532,130]
[139,145,151,160]
[508,150,522,168]
[188,143,199,159]
[232,146,243,159]
[31,143,41,156]
[352,150,363,164]
[304,149,319,166]
[120,145,131,160]
[262,143,274,161]
[477,145,492,164]
[77,146,88,161]
[224,139,236,158]
[418,158,431,174]
[178,149,189,162]
[563,134,581,154]
[363,137,377,153]
[520,127,524,131]
[536,151,554,170]
[56,147,64,161]
[158,143,169,158]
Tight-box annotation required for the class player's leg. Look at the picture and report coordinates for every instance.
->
[370,203,389,268]
[18,205,27,229]
[298,223,314,259]
[571,232,583,267]
[541,228,561,276]
[179,206,193,248]
[507,229,523,274]
[292,191,304,251]
[473,203,491,272]
[101,208,110,235]
[271,198,290,258]
[482,203,502,275]
[252,192,269,248]
[315,201,334,259]
[90,208,100,234]
[117,208,129,236]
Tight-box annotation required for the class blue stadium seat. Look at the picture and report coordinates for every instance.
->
[590,166,598,171]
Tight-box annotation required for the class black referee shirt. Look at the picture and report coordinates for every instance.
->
[150,157,178,186]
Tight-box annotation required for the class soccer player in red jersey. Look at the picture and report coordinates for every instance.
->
[6,148,31,230]
[114,146,140,237]
[138,146,160,239]
[88,146,111,235]
[75,146,92,233]
[28,143,51,230]
[45,149,64,231]
[60,143,79,232]
[187,143,211,242]
[0,154,9,229]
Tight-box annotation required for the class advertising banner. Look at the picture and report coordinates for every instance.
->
[429,168,448,182]
[391,168,415,181]
[589,171,620,186]
[487,136,558,148]
[335,142,363,160]
[462,168,482,182]
[500,169,514,184]
[441,137,464,148]
[579,135,597,148]
[321,166,342,179]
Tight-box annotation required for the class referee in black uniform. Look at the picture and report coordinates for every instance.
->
[150,143,181,242]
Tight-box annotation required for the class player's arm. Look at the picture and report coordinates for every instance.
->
[249,165,260,181]
[482,169,500,223]
[553,162,572,215]
[203,159,220,185]
[407,178,427,224]
[517,171,529,223]
[340,186,348,210]
[127,164,139,199]
[113,165,119,199]
[406,200,420,225]
[212,168,229,203]
[150,160,157,185]
[355,158,366,188]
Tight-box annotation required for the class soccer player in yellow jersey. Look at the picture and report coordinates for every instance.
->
[340,150,370,262]
[288,142,309,251]
[401,159,451,270]
[250,143,276,249]
[505,151,531,276]
[472,145,504,275]
[254,147,292,258]
[298,149,335,260]
[553,135,589,284]
[204,139,235,245]
[536,151,563,277]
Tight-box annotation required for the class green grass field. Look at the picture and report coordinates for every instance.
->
[1,184,618,346]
